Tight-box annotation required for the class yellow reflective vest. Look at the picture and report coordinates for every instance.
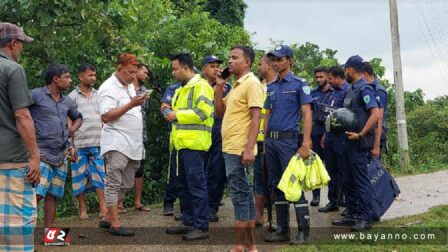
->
[171,74,214,151]
[257,81,268,142]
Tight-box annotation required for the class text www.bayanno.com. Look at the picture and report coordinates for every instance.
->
[333,232,437,242]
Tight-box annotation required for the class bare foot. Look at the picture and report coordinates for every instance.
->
[79,212,89,220]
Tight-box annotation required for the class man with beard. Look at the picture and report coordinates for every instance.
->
[331,55,380,231]
[201,55,231,222]
[318,66,349,213]
[264,45,313,245]
[69,63,107,220]
[309,67,332,207]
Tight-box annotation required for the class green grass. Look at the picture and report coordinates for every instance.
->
[280,205,448,252]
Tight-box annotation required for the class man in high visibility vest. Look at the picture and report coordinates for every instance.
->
[165,53,214,241]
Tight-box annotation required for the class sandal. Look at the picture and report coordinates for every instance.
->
[135,205,151,212]
[109,226,135,236]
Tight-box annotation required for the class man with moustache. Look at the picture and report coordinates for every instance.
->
[30,63,83,229]
[309,67,332,207]
[98,53,147,236]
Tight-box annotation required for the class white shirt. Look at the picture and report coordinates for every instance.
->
[98,74,144,160]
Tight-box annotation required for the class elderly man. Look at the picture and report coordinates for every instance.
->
[0,22,40,252]
[98,53,147,236]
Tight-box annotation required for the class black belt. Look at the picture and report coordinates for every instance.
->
[267,131,298,140]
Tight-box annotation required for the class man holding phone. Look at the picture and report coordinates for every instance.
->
[201,55,231,222]
[215,45,264,252]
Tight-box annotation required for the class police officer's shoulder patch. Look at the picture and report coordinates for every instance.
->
[363,95,371,104]
[303,86,311,95]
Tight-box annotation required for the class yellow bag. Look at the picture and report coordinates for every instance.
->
[304,152,331,191]
[277,154,305,202]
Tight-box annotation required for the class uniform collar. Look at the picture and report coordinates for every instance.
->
[352,77,368,89]
[277,71,294,82]
[340,82,350,91]
[370,79,379,86]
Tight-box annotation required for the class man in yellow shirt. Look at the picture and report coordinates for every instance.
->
[215,45,264,252]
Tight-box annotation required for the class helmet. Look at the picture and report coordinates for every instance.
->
[325,108,358,135]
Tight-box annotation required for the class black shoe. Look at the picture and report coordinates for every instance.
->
[265,229,290,242]
[318,202,339,213]
[373,216,381,222]
[163,204,174,216]
[208,209,219,222]
[310,197,320,207]
[174,213,183,221]
[182,228,209,241]
[108,226,135,236]
[341,208,348,216]
[98,220,111,229]
[166,224,194,235]
[351,220,372,232]
[332,216,357,226]
[338,196,346,207]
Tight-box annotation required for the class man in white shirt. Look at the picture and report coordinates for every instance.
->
[97,53,147,236]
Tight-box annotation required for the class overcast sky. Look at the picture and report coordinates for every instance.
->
[244,0,448,100]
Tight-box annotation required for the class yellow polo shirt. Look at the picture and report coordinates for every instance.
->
[222,72,264,155]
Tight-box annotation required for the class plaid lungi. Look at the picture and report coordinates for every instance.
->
[71,147,105,197]
[0,166,37,252]
[35,161,68,199]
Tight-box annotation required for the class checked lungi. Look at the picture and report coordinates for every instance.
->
[0,167,37,252]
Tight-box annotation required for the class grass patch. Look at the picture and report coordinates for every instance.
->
[280,205,448,252]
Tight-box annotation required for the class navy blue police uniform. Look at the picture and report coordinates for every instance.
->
[205,82,231,220]
[310,85,334,204]
[370,79,388,150]
[321,82,350,209]
[342,77,378,226]
[264,69,313,242]
[162,82,182,211]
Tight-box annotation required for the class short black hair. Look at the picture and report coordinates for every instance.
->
[170,53,194,70]
[314,67,328,75]
[138,63,149,70]
[328,66,345,79]
[77,63,96,74]
[363,61,375,77]
[231,45,255,66]
[44,63,70,85]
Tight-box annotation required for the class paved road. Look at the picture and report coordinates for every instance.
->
[35,170,448,251]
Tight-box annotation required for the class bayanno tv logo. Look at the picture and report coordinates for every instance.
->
[44,228,71,246]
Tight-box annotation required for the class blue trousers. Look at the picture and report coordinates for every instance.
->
[266,137,306,202]
[178,149,209,231]
[324,135,346,203]
[205,124,226,212]
[164,150,179,205]
[344,140,373,221]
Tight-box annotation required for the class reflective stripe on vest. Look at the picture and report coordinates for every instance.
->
[175,123,212,132]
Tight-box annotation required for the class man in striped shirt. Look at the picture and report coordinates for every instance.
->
[69,63,107,220]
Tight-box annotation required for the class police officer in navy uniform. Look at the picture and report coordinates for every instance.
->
[264,45,313,244]
[201,55,231,222]
[362,61,388,158]
[318,66,350,213]
[310,67,332,207]
[161,82,182,218]
[331,55,380,231]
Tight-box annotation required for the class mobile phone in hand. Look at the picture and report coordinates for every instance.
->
[220,67,231,79]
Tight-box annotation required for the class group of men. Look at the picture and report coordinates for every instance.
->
[0,21,388,252]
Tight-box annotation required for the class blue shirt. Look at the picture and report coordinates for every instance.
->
[311,85,334,135]
[325,82,350,142]
[264,71,313,132]
[212,82,232,123]
[30,86,83,164]
[352,78,379,111]
[371,79,388,130]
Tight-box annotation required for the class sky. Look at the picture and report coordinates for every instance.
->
[244,0,448,100]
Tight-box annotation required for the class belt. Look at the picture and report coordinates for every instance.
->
[267,131,298,140]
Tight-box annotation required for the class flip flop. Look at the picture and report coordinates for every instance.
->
[135,206,151,212]
[117,207,127,214]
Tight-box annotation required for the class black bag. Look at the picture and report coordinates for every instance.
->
[368,157,400,219]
